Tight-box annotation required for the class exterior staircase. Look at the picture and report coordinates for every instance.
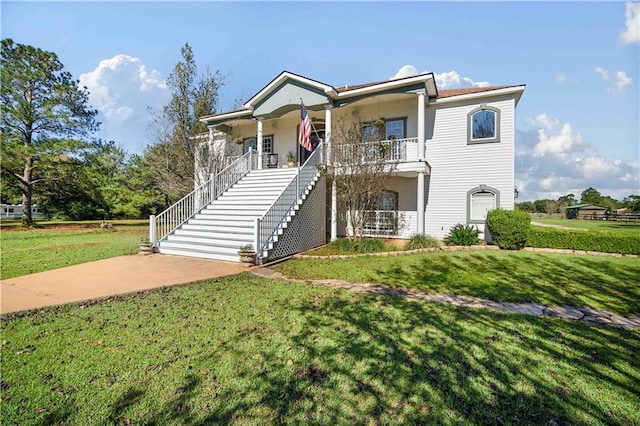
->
[157,168,299,262]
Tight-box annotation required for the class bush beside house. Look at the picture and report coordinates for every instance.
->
[486,209,531,250]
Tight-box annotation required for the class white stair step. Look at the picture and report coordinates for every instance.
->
[174,229,253,238]
[158,247,240,263]
[159,241,242,256]
[166,234,253,246]
[194,213,261,221]
[211,199,273,206]
[181,223,253,233]
[188,218,256,227]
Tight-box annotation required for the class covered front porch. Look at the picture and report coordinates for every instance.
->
[200,71,438,239]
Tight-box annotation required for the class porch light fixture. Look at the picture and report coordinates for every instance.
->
[514,186,519,199]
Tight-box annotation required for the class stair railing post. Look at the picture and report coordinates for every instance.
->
[149,215,156,245]
[254,218,260,263]
[209,173,216,202]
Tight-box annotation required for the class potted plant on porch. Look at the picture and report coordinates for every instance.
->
[286,151,296,168]
[238,244,256,264]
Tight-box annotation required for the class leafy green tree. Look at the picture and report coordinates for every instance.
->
[622,195,640,212]
[145,43,226,202]
[580,187,603,205]
[1,39,99,224]
[515,201,535,213]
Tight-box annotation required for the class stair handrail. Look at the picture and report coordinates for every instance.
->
[150,149,258,245]
[255,142,324,261]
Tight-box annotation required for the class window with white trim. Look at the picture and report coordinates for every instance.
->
[468,106,500,144]
[467,186,500,223]
[385,119,405,140]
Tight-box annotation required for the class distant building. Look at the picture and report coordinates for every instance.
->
[565,204,607,219]
[0,204,45,220]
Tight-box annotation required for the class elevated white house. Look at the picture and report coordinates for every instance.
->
[150,71,525,263]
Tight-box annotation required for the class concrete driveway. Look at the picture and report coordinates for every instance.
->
[1,254,248,315]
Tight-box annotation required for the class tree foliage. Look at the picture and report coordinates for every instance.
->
[143,43,226,203]
[327,118,399,239]
[1,38,99,224]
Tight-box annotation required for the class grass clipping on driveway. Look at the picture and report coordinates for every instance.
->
[277,250,640,317]
[2,273,639,424]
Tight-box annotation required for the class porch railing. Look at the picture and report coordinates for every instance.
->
[334,137,418,163]
[255,142,324,262]
[150,149,258,245]
[362,210,399,236]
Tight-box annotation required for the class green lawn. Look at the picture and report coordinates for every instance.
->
[0,220,148,279]
[275,251,640,316]
[532,217,640,235]
[1,274,638,425]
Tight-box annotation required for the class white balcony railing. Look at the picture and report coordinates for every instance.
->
[334,137,418,164]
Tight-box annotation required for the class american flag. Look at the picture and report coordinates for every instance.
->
[299,101,313,152]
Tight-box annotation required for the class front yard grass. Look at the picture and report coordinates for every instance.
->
[1,274,638,425]
[0,220,148,279]
[275,251,640,316]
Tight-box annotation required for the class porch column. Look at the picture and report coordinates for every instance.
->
[257,118,263,169]
[417,90,426,234]
[326,104,338,241]
[417,90,426,161]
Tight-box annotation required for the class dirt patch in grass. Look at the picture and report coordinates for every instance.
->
[41,242,105,252]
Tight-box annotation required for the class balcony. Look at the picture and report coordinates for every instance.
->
[334,137,418,163]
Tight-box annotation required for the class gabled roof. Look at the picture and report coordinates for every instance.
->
[200,71,524,123]
[565,204,606,210]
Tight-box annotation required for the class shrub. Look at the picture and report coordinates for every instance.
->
[326,238,388,254]
[404,234,441,250]
[527,227,640,255]
[486,208,531,250]
[445,224,480,246]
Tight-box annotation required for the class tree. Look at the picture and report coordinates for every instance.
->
[580,187,602,205]
[144,43,226,202]
[1,39,99,224]
[544,199,560,216]
[622,195,640,213]
[557,193,576,215]
[515,201,535,213]
[328,118,398,239]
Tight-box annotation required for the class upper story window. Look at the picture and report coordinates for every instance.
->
[385,118,405,140]
[468,105,500,144]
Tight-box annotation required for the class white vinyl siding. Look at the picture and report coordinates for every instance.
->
[424,96,515,239]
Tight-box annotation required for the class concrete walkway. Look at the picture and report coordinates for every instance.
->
[251,267,640,330]
[1,254,248,315]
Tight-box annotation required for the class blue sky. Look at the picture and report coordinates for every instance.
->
[2,1,638,201]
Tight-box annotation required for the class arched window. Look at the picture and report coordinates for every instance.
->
[467,185,500,223]
[468,105,500,144]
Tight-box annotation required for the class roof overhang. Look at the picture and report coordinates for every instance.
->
[433,85,526,106]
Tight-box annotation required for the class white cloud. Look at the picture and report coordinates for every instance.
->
[516,113,639,201]
[555,74,567,85]
[620,2,640,44]
[593,66,633,93]
[533,123,589,155]
[390,65,490,88]
[390,65,419,79]
[531,113,560,130]
[613,71,632,92]
[79,55,170,153]
[434,71,490,88]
